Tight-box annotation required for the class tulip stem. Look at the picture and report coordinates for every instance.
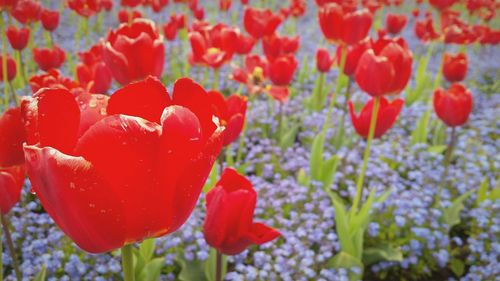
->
[435,126,457,205]
[1,14,10,109]
[18,51,27,87]
[213,69,220,90]
[351,96,380,217]
[215,250,223,281]
[315,72,325,111]
[322,45,346,134]
[121,244,135,281]
[0,214,22,281]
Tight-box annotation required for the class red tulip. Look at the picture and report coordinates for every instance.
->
[11,0,40,24]
[429,0,458,11]
[316,48,333,73]
[208,92,247,146]
[235,30,256,55]
[269,54,298,86]
[173,13,186,29]
[103,19,165,85]
[21,76,224,253]
[385,13,407,35]
[204,168,280,255]
[0,54,17,82]
[318,3,373,45]
[188,23,237,69]
[219,0,231,11]
[267,85,290,103]
[262,34,300,61]
[337,38,371,76]
[100,0,113,11]
[243,7,283,39]
[193,6,205,20]
[442,52,467,82]
[289,0,306,17]
[76,44,113,94]
[415,16,440,43]
[33,45,66,71]
[433,83,472,127]
[354,36,412,97]
[145,0,169,12]
[6,25,30,51]
[68,0,102,18]
[163,19,178,41]
[0,165,24,215]
[117,9,142,23]
[230,54,269,94]
[121,0,143,7]
[348,96,404,139]
[0,107,26,167]
[40,9,60,32]
[29,69,85,96]
[0,0,17,11]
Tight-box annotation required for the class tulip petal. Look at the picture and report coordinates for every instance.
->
[355,50,395,97]
[245,222,281,245]
[0,107,26,166]
[0,166,24,214]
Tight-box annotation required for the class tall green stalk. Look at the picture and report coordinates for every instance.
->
[121,244,135,281]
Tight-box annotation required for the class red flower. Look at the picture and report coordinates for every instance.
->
[203,168,280,255]
[76,44,113,94]
[414,16,440,43]
[336,38,371,76]
[354,36,412,97]
[433,83,472,127]
[163,19,178,41]
[243,7,283,39]
[11,0,40,24]
[117,9,142,24]
[230,54,269,94]
[68,0,102,18]
[268,54,298,86]
[0,0,18,11]
[100,0,113,11]
[0,165,24,215]
[219,0,231,11]
[318,3,373,45]
[208,92,247,146]
[348,96,404,139]
[0,54,17,82]
[266,85,290,103]
[442,52,467,82]
[29,69,85,96]
[188,23,237,69]
[262,34,300,61]
[0,107,26,167]
[40,9,60,32]
[103,19,165,85]
[385,13,407,35]
[6,25,30,51]
[33,45,66,71]
[429,0,458,11]
[316,48,333,73]
[121,0,143,7]
[21,76,224,253]
[235,30,256,55]
[289,0,306,17]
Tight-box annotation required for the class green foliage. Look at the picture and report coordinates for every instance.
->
[34,266,47,281]
[442,189,474,230]
[204,249,227,281]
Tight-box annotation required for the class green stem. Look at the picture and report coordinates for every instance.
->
[315,72,325,111]
[18,51,27,87]
[215,250,223,281]
[235,119,247,164]
[351,96,380,217]
[121,244,135,281]
[1,214,21,281]
[322,45,347,133]
[1,14,10,109]
[213,69,219,90]
[435,126,457,205]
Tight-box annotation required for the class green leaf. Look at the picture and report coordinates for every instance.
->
[321,155,339,189]
[133,248,146,279]
[329,193,355,256]
[225,148,234,167]
[177,258,208,281]
[297,168,310,187]
[351,189,376,232]
[139,258,164,281]
[310,132,326,181]
[34,265,47,281]
[203,165,218,193]
[332,116,345,150]
[205,249,227,281]
[328,251,363,281]
[363,243,403,265]
[411,110,431,145]
[280,124,300,149]
[476,177,489,205]
[139,239,156,263]
[428,145,447,154]
[450,258,465,277]
[443,189,475,229]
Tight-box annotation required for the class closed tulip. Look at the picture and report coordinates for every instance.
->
[208,92,247,146]
[354,36,412,97]
[11,0,41,24]
[243,7,283,39]
[262,34,300,61]
[103,19,165,85]
[0,165,25,215]
[21,76,224,253]
[429,0,458,10]
[349,96,404,139]
[336,38,371,76]
[76,44,113,94]
[203,168,281,255]
[68,0,102,18]
[235,31,256,55]
[33,45,65,71]
[40,8,60,32]
[442,52,467,82]
[415,16,441,43]
[433,83,472,127]
[316,48,333,73]
[117,9,142,24]
[0,107,26,167]
[269,54,298,86]
[385,13,407,35]
[162,18,178,41]
[188,23,237,69]
[6,25,30,51]
[0,55,17,82]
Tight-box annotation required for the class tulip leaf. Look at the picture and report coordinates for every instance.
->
[139,258,164,281]
[328,251,363,280]
[443,189,474,229]
[321,155,339,190]
[362,243,403,265]
[411,110,431,145]
[450,258,465,277]
[310,132,326,181]
[280,124,300,149]
[297,168,310,187]
[177,258,208,281]
[329,192,356,257]
[332,116,345,150]
[34,265,47,281]
[476,177,489,205]
[205,248,227,281]
[428,145,447,155]
[139,239,156,263]
[351,189,376,232]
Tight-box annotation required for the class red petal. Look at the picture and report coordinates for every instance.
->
[0,165,24,214]
[245,222,281,245]
[0,107,26,166]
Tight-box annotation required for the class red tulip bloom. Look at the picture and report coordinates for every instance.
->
[414,16,440,43]
[100,0,113,11]
[316,48,333,73]
[336,38,371,76]
[429,0,458,11]
[0,55,17,82]
[269,54,298,86]
[290,0,306,17]
[385,13,407,35]
[0,107,26,167]
[76,44,113,94]
[6,25,30,51]
[235,30,256,55]
[433,83,472,127]
[103,19,165,85]
[189,23,237,69]
[0,0,18,11]
[209,92,247,146]
[348,96,404,139]
[354,36,413,97]
[442,52,467,82]
[33,45,66,71]
[29,69,85,96]
[21,76,224,253]
[204,168,280,255]
[267,85,290,103]
[262,34,300,61]
[40,9,60,32]
[11,0,41,24]
[68,0,102,18]
[121,0,143,7]
[117,9,142,24]
[230,54,269,94]
[0,165,24,215]
[318,3,373,45]
[243,7,283,39]
[163,20,178,41]
[219,0,231,11]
